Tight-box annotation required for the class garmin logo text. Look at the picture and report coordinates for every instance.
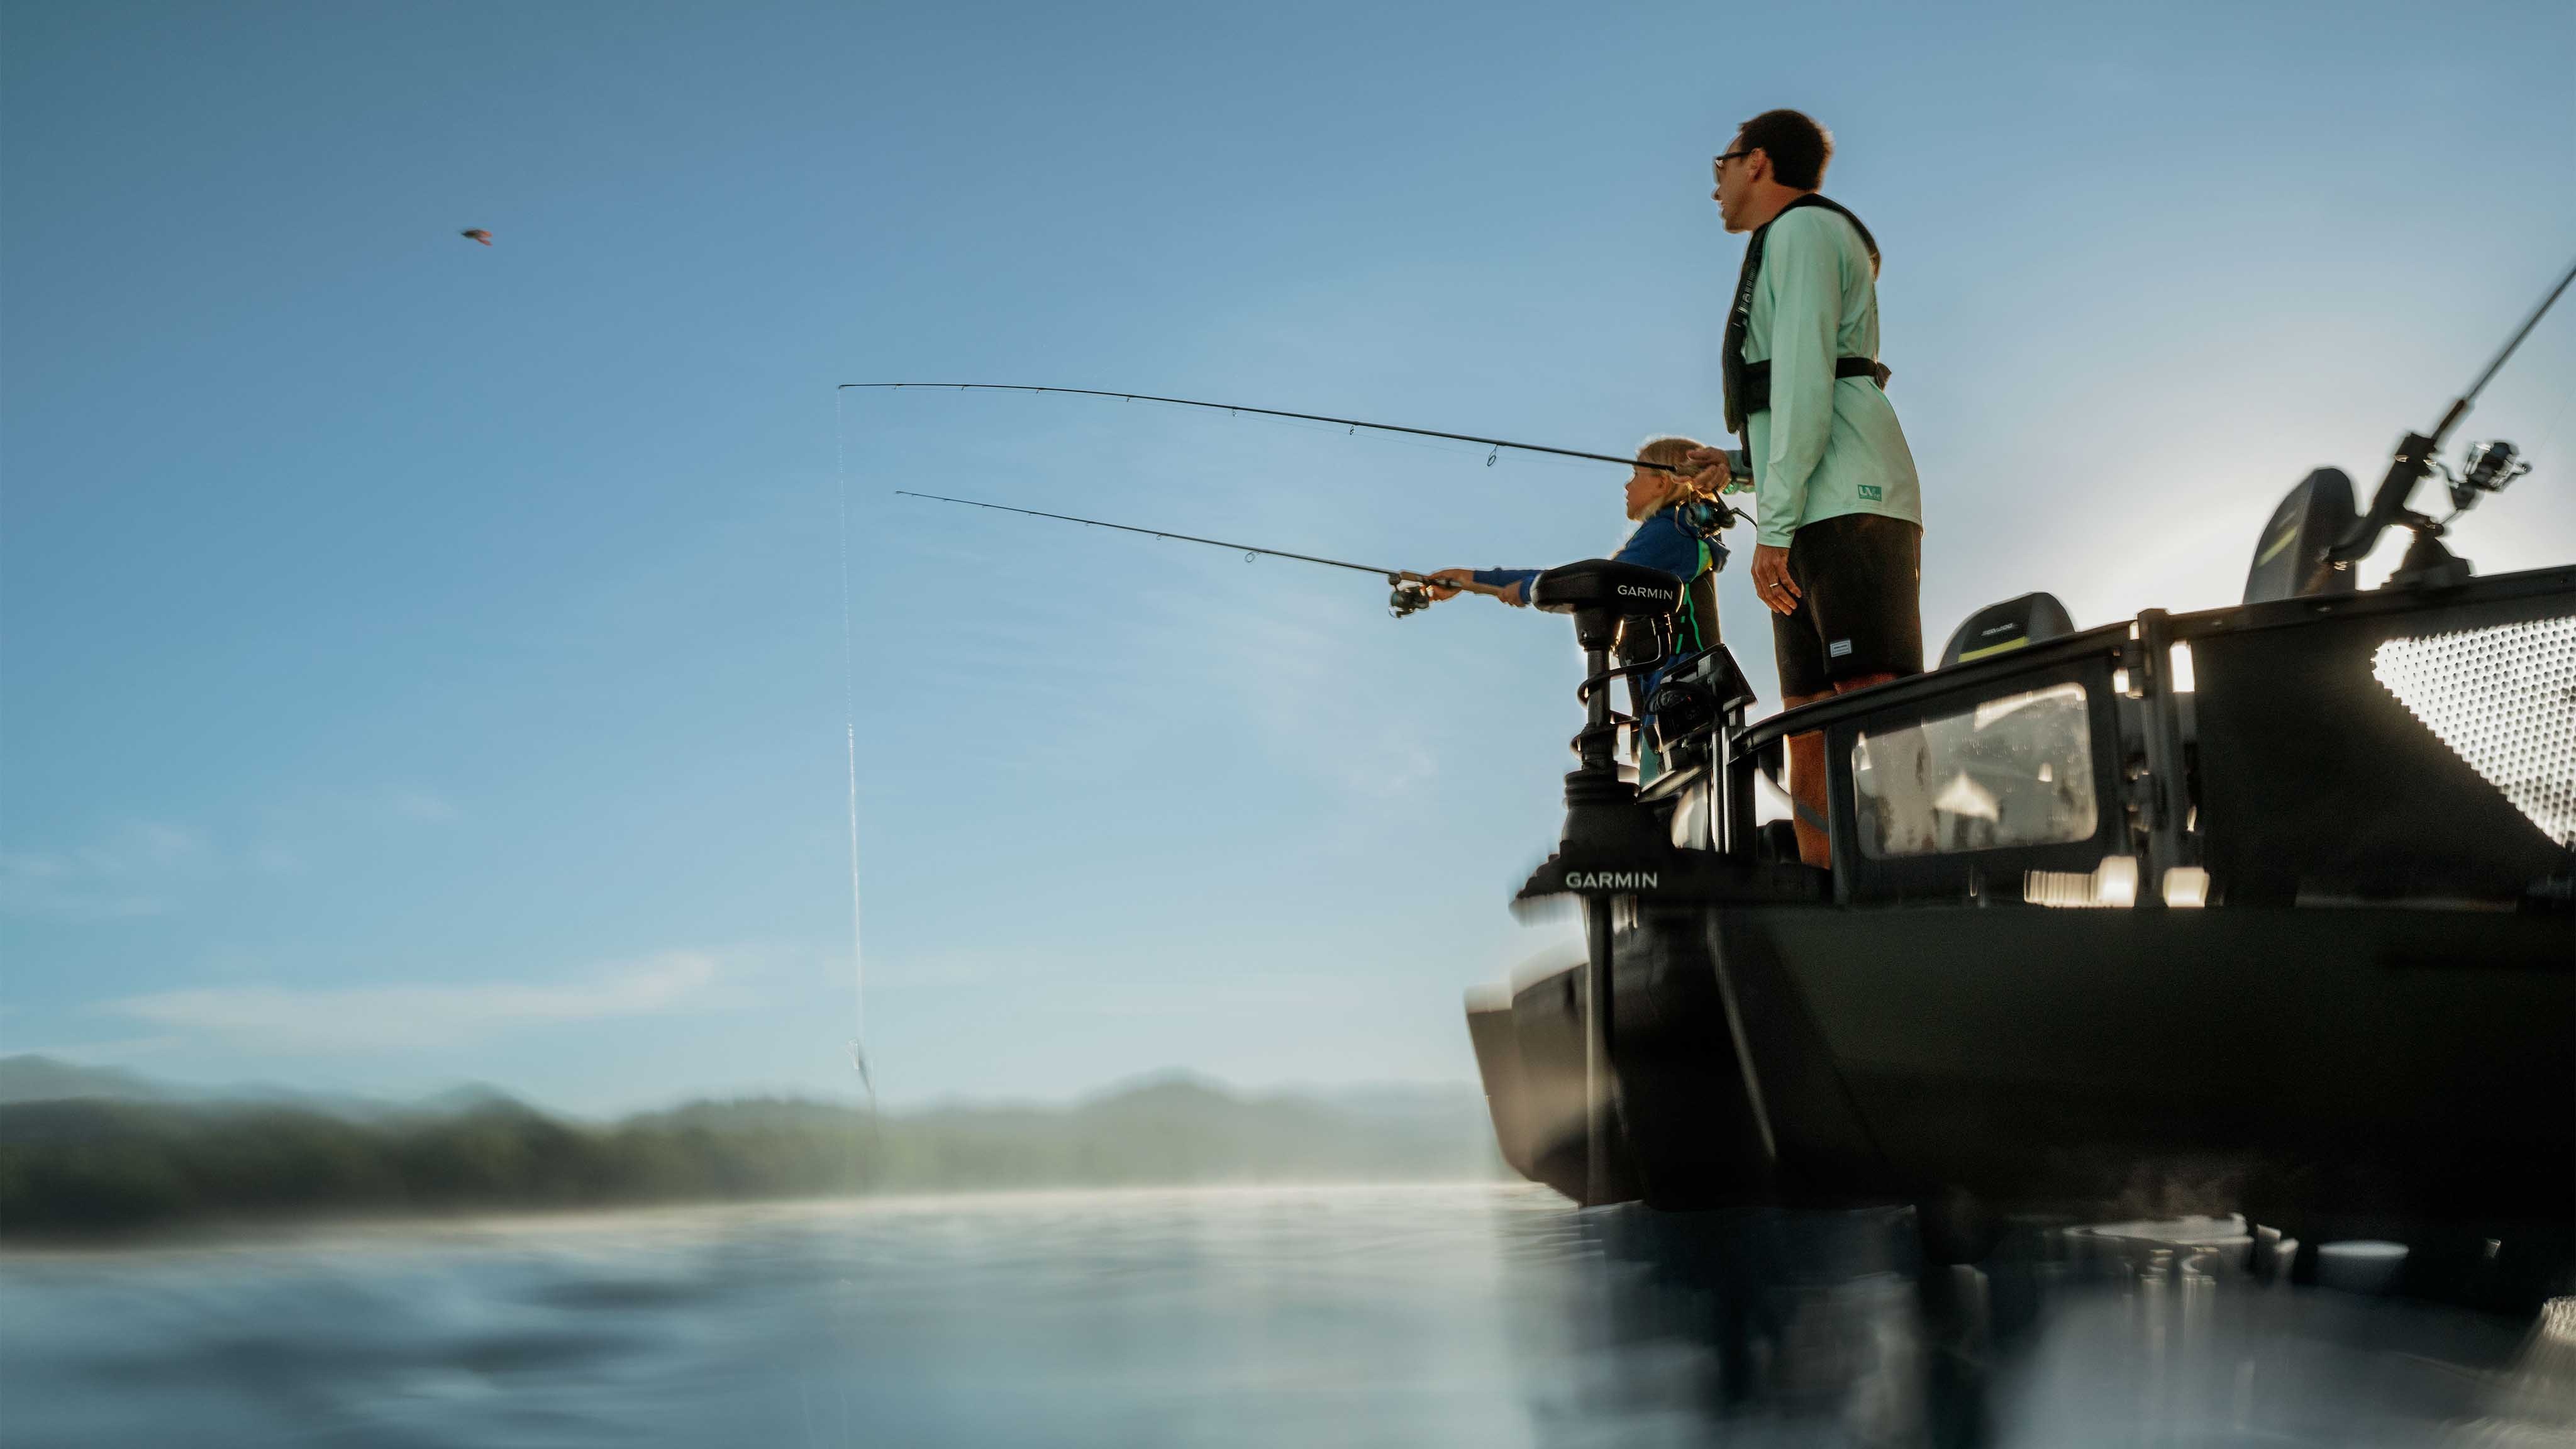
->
[1616,586,1672,600]
[1564,871,1658,890]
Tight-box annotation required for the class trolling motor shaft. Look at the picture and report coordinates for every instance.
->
[1527,558,1685,1207]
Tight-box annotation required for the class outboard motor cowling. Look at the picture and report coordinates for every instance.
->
[1939,592,2077,669]
[2244,469,2362,604]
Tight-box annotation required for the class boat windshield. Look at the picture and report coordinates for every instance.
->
[1852,682,2098,857]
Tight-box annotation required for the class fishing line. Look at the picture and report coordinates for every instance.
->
[838,381,1713,479]
[831,390,875,1110]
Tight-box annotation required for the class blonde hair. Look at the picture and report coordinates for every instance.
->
[1635,435,1713,509]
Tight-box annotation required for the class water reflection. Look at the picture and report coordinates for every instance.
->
[1502,1204,1933,1444]
[2,1185,2568,1446]
[1535,1201,2575,1446]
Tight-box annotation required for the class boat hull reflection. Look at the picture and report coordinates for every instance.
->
[1470,904,2572,1301]
[1563,1202,2575,1445]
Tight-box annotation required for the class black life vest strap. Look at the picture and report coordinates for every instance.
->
[1736,355,1890,418]
[1721,193,1883,437]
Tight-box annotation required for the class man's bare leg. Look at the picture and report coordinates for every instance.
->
[1785,670,1901,867]
[1782,691,1831,866]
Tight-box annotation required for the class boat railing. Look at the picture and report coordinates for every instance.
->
[1703,566,2576,913]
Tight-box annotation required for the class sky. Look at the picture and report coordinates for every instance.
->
[4,0,2570,1115]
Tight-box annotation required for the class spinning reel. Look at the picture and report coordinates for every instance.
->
[1389,580,1437,618]
[2440,440,2531,518]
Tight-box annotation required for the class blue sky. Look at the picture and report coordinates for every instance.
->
[4,0,2569,1114]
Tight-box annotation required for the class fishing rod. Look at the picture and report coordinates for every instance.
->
[893,489,1512,616]
[2439,253,2576,444]
[2331,252,2576,565]
[843,381,1740,501]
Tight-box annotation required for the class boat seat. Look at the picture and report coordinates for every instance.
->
[1938,592,2076,668]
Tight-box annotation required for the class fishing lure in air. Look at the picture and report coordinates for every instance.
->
[894,490,1511,616]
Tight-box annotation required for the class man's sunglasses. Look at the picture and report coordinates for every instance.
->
[1712,151,1752,180]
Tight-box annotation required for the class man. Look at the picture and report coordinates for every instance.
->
[1688,109,1924,868]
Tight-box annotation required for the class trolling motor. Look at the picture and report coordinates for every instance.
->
[1517,559,1679,1205]
[1534,562,1682,823]
[1509,560,1826,1204]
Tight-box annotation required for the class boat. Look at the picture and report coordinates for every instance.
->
[1465,314,2574,1304]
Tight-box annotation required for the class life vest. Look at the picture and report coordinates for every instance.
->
[1721,194,1892,437]
[1631,506,1729,782]
[1669,502,1729,653]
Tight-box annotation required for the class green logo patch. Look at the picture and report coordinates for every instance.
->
[1858,484,1883,501]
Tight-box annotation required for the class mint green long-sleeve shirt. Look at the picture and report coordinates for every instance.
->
[1740,206,1923,548]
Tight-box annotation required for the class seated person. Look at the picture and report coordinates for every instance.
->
[1427,435,1743,777]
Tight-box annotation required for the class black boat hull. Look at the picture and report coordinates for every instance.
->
[1469,904,2573,1233]
[1473,559,2576,1294]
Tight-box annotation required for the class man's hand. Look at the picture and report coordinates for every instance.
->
[1750,544,1802,616]
[1683,446,1731,497]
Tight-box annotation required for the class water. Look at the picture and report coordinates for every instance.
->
[3,1184,2568,1447]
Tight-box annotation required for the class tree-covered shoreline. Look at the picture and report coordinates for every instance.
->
[0,1063,1502,1237]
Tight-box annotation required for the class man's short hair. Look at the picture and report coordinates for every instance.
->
[1734,109,1832,191]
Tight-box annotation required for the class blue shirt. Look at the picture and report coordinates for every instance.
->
[1467,504,1719,597]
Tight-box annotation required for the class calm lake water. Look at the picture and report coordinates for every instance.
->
[4,1184,2568,1447]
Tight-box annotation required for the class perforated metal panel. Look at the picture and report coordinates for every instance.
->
[2372,616,2576,848]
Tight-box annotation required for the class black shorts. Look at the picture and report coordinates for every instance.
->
[1770,512,1923,699]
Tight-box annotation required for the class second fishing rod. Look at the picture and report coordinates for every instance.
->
[894,490,1516,617]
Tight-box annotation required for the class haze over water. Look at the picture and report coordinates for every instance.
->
[7,1185,2565,1448]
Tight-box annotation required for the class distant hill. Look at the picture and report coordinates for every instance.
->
[0,1055,168,1104]
[0,1058,1503,1236]
[0,1055,421,1119]
[885,1074,1494,1192]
